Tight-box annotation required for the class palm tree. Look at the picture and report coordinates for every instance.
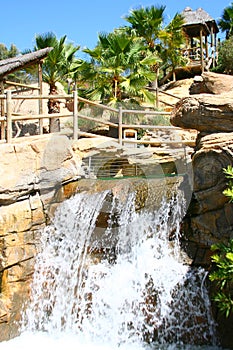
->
[34,32,80,132]
[218,3,233,39]
[124,5,165,50]
[124,6,186,84]
[159,13,186,81]
[82,31,157,106]
[124,5,165,89]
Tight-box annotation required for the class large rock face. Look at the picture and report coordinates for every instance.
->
[171,87,233,246]
[171,77,233,349]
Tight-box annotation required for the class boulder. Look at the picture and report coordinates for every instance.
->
[0,134,83,205]
[189,72,233,95]
[171,95,233,132]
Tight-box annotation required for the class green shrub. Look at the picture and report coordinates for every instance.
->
[209,166,233,317]
[209,239,233,317]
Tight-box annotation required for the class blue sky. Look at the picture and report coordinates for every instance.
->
[1,0,231,55]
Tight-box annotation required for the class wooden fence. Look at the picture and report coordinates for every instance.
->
[0,90,186,146]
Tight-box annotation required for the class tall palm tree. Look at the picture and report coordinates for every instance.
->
[124,6,185,84]
[82,31,158,106]
[218,3,233,39]
[34,32,80,132]
[124,5,166,90]
[159,13,186,81]
[125,5,165,50]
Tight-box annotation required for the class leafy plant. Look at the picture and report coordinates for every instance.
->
[222,165,233,201]
[212,36,233,74]
[209,165,233,317]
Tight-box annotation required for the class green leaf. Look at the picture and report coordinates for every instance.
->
[226,252,233,262]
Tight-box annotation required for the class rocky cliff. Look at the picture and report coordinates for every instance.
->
[171,72,233,248]
[171,72,233,349]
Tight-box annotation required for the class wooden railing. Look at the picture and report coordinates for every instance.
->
[0,90,187,146]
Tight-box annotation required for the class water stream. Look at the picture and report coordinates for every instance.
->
[1,183,224,349]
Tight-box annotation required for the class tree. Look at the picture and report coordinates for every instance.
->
[124,5,165,88]
[34,32,80,132]
[159,13,186,81]
[124,5,165,50]
[209,166,233,318]
[212,36,233,74]
[82,31,157,106]
[0,43,18,60]
[0,43,32,83]
[124,6,186,84]
[218,2,233,39]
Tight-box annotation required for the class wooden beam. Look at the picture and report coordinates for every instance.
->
[38,61,43,134]
[73,90,78,140]
[6,90,12,143]
[0,81,5,139]
[4,80,40,90]
[200,29,204,73]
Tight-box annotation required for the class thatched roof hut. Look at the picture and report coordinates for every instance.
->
[0,47,52,80]
[181,7,219,37]
[180,7,219,73]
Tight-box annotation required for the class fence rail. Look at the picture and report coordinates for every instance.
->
[0,90,187,146]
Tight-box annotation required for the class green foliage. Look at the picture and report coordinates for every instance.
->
[212,37,233,74]
[222,165,233,201]
[218,2,233,39]
[209,166,233,317]
[81,31,158,106]
[0,43,32,84]
[209,239,233,317]
[124,6,186,76]
[0,43,18,59]
[124,5,165,49]
[34,32,80,90]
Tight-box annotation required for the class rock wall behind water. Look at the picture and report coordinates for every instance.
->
[171,72,233,349]
[171,73,233,248]
[0,134,84,340]
[0,133,190,341]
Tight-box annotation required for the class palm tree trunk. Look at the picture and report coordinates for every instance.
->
[48,84,60,133]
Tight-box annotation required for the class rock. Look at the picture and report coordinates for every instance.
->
[171,95,233,132]
[0,134,83,205]
[190,72,233,95]
[183,132,233,246]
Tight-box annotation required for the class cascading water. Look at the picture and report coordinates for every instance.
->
[1,182,223,349]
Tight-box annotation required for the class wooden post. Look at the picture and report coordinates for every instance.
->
[6,90,12,143]
[118,106,122,146]
[73,90,78,140]
[0,81,5,140]
[200,29,204,73]
[205,35,208,59]
[38,61,43,134]
[155,70,159,108]
[156,87,159,109]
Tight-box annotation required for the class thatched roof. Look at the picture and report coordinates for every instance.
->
[181,7,219,37]
[0,47,53,80]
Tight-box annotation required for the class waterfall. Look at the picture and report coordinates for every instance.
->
[2,183,223,350]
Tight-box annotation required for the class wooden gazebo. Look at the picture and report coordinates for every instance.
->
[181,7,219,72]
